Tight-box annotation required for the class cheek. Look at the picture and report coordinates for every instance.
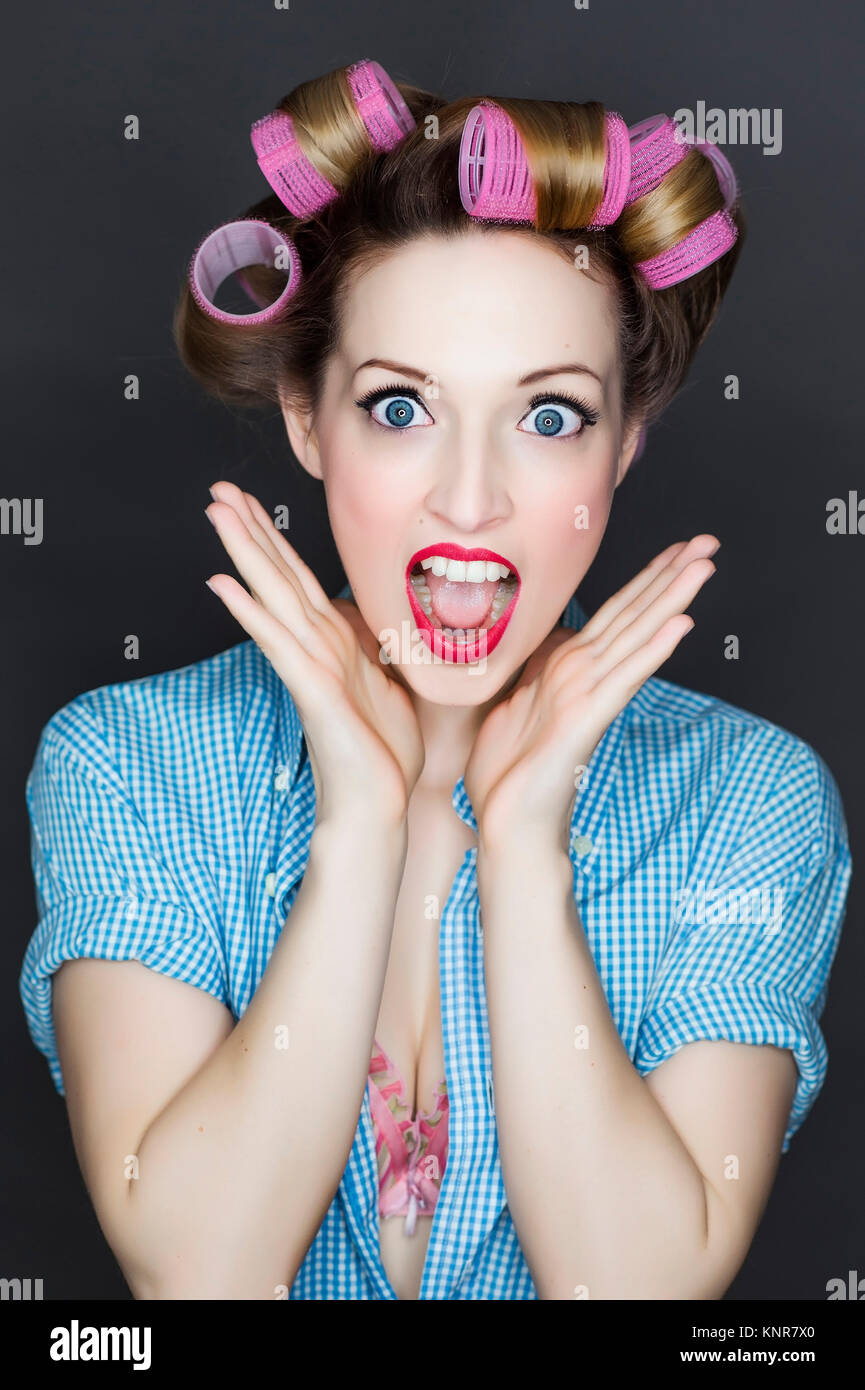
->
[521,467,614,587]
[321,452,415,613]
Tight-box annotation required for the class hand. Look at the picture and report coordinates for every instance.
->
[204,481,424,826]
[465,536,719,854]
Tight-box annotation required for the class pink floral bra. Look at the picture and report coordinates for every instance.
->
[367,1038,449,1235]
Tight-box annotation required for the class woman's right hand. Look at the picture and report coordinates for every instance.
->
[204,481,424,827]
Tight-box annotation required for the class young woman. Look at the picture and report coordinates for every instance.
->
[20,60,851,1301]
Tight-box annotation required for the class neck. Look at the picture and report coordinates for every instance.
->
[398,659,525,796]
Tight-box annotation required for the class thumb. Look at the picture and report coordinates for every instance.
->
[509,623,578,695]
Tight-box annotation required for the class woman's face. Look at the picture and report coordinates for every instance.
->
[282,229,642,705]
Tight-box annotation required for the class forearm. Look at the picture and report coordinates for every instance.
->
[124,814,407,1298]
[478,834,725,1300]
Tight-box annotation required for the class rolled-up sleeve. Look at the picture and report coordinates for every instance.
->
[19,699,231,1098]
[634,741,852,1153]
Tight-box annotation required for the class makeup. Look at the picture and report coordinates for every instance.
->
[405,542,521,665]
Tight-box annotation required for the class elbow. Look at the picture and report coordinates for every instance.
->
[115,1187,300,1299]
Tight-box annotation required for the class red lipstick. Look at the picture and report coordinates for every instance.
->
[405,543,521,665]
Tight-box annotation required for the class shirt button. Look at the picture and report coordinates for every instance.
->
[571,833,593,859]
[264,871,277,897]
[486,1074,495,1114]
[274,766,290,792]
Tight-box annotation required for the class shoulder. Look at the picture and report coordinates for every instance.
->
[30,639,304,793]
[622,675,848,856]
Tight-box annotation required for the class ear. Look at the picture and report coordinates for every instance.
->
[614,419,645,488]
[278,388,324,482]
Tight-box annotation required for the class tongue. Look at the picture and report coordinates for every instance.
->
[424,570,499,628]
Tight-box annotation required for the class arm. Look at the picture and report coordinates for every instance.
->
[477,833,798,1300]
[54,812,407,1300]
[51,481,424,1299]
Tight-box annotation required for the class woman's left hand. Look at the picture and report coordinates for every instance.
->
[465,535,720,854]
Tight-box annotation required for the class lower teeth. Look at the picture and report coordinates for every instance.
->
[409,573,516,632]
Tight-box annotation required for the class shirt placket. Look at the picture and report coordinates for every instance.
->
[418,818,509,1298]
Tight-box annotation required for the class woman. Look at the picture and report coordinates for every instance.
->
[20,60,851,1300]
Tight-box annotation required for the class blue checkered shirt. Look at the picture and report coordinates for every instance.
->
[19,587,852,1298]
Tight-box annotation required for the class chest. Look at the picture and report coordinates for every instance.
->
[374,786,477,1121]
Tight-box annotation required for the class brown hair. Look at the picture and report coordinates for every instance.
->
[173,64,746,439]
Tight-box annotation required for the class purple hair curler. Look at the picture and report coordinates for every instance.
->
[458,102,630,227]
[250,57,416,217]
[188,218,302,325]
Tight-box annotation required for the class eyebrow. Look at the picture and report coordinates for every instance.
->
[353,357,603,387]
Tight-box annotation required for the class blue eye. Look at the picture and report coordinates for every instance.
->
[354,383,434,432]
[354,382,601,438]
[519,392,600,439]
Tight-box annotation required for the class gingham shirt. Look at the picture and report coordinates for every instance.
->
[19,587,852,1299]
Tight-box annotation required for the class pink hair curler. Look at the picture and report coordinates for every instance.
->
[635,208,738,289]
[683,135,739,210]
[588,112,631,227]
[458,102,630,227]
[250,57,416,217]
[188,218,302,325]
[624,114,691,204]
[623,114,739,286]
[346,57,416,151]
[458,100,536,221]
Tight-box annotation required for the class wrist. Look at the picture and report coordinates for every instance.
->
[477,813,574,864]
[311,809,408,861]
[477,824,573,878]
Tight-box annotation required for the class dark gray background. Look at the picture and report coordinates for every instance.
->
[3,0,862,1300]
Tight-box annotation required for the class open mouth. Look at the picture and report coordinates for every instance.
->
[405,543,521,664]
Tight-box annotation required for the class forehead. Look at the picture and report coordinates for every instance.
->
[333,229,620,391]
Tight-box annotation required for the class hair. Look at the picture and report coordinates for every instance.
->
[173,64,746,441]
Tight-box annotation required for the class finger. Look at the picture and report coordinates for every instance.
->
[205,572,318,678]
[597,613,694,713]
[577,541,689,643]
[589,534,719,655]
[206,501,325,651]
[240,489,339,618]
[210,480,335,621]
[594,557,714,677]
[332,597,392,671]
[508,626,577,695]
[212,481,292,572]
[209,481,319,613]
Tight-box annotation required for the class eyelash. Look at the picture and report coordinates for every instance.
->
[353,381,601,438]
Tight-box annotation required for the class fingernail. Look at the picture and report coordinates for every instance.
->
[205,578,217,592]
[205,506,216,526]
[208,484,219,500]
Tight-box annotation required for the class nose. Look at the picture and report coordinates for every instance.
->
[423,427,512,535]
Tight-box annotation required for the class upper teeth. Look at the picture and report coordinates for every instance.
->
[419,555,511,582]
